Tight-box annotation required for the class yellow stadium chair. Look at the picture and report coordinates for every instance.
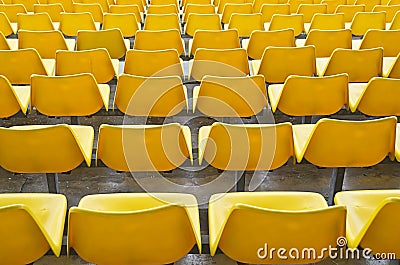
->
[33,3,64,21]
[48,0,74,11]
[348,77,400,116]
[383,53,400,78]
[354,0,380,12]
[73,3,103,22]
[0,12,16,36]
[0,49,53,84]
[199,122,294,171]
[183,4,215,22]
[102,13,139,37]
[269,73,348,117]
[96,123,192,171]
[0,30,13,49]
[217,0,245,13]
[0,75,30,118]
[0,4,27,23]
[221,3,252,24]
[18,30,74,59]
[0,193,67,264]
[189,48,249,81]
[389,10,400,29]
[134,29,185,56]
[243,29,295,60]
[252,45,316,83]
[260,3,290,22]
[189,29,240,56]
[116,0,144,11]
[76,28,129,59]
[12,0,39,12]
[335,190,400,257]
[81,0,109,12]
[31,73,109,116]
[355,29,400,57]
[296,3,327,23]
[266,13,305,36]
[114,74,188,116]
[296,29,352,58]
[317,48,383,82]
[334,4,365,22]
[151,0,178,6]
[0,124,94,173]
[193,75,267,117]
[185,13,221,36]
[321,0,345,13]
[226,13,263,37]
[183,0,211,10]
[55,48,118,84]
[143,13,181,32]
[346,11,386,36]
[209,192,346,264]
[124,49,184,77]
[373,5,400,22]
[59,12,100,36]
[288,0,313,13]
[253,0,280,12]
[146,3,178,13]
[68,193,201,265]
[304,13,344,33]
[109,4,142,22]
[17,12,55,31]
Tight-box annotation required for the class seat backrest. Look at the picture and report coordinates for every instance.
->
[260,4,290,22]
[217,0,245,13]
[183,0,211,10]
[190,29,240,55]
[308,13,344,31]
[296,3,327,22]
[73,3,103,22]
[304,29,351,57]
[109,4,142,22]
[288,0,313,13]
[56,48,116,83]
[389,10,400,29]
[228,13,263,37]
[185,13,222,36]
[321,0,346,13]
[82,0,109,12]
[269,13,305,36]
[323,48,383,82]
[33,3,64,21]
[18,30,68,59]
[334,4,365,22]
[151,0,178,5]
[48,0,74,12]
[373,5,400,22]
[134,29,184,56]
[253,0,280,12]
[143,13,181,31]
[12,0,38,11]
[360,29,400,57]
[76,28,127,59]
[350,11,386,36]
[17,12,54,31]
[199,122,294,170]
[183,4,215,22]
[0,12,13,36]
[96,123,192,171]
[147,3,178,13]
[59,12,97,36]
[354,0,380,12]
[114,74,187,116]
[221,3,253,24]
[247,29,295,59]
[102,13,139,37]
[258,45,316,83]
[0,4,27,22]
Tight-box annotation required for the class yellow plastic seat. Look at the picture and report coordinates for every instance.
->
[217,0,245,13]
[0,193,67,264]
[33,3,64,21]
[56,48,118,84]
[260,4,290,22]
[0,49,53,84]
[253,0,280,12]
[243,29,295,60]
[0,12,15,36]
[134,29,185,56]
[383,53,400,78]
[347,11,386,36]
[0,4,27,22]
[143,13,181,32]
[304,13,344,33]
[102,13,139,37]
[296,3,327,22]
[389,10,400,29]
[183,4,215,22]
[18,30,74,59]
[189,48,249,81]
[0,75,30,118]
[269,73,348,116]
[292,116,396,167]
[193,75,267,117]
[266,14,305,36]
[81,0,109,12]
[109,4,142,22]
[357,29,400,57]
[335,190,400,255]
[334,4,365,22]
[17,12,55,31]
[296,29,351,57]
[0,31,12,50]
[183,0,211,10]
[48,0,74,12]
[96,123,192,171]
[321,0,345,13]
[0,124,94,173]
[68,193,201,265]
[209,192,346,264]
[373,5,400,22]
[151,0,178,6]
[348,77,400,116]
[317,48,383,82]
[116,0,144,11]
[59,12,99,36]
[226,13,263,37]
[114,74,188,116]
[73,3,103,23]
[146,3,178,14]
[252,45,316,83]
[288,0,313,13]
[189,29,240,56]
[31,73,109,116]
[199,122,294,170]
[124,49,183,77]
[76,28,128,59]
[12,0,39,12]
[185,13,222,36]
[221,3,253,24]
[354,0,380,12]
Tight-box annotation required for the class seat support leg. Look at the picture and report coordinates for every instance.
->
[46,173,60,194]
[328,168,345,206]
[71,116,80,125]
[235,171,246,192]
